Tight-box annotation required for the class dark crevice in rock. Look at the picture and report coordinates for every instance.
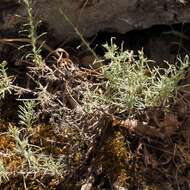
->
[88,23,190,64]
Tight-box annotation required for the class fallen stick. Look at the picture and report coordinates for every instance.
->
[112,116,164,139]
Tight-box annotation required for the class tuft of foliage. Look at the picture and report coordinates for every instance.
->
[18,100,37,128]
[0,61,13,100]
[84,39,189,113]
[21,0,44,68]
[0,160,9,184]
[8,125,63,176]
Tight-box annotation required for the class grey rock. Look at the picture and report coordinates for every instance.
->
[1,0,190,40]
